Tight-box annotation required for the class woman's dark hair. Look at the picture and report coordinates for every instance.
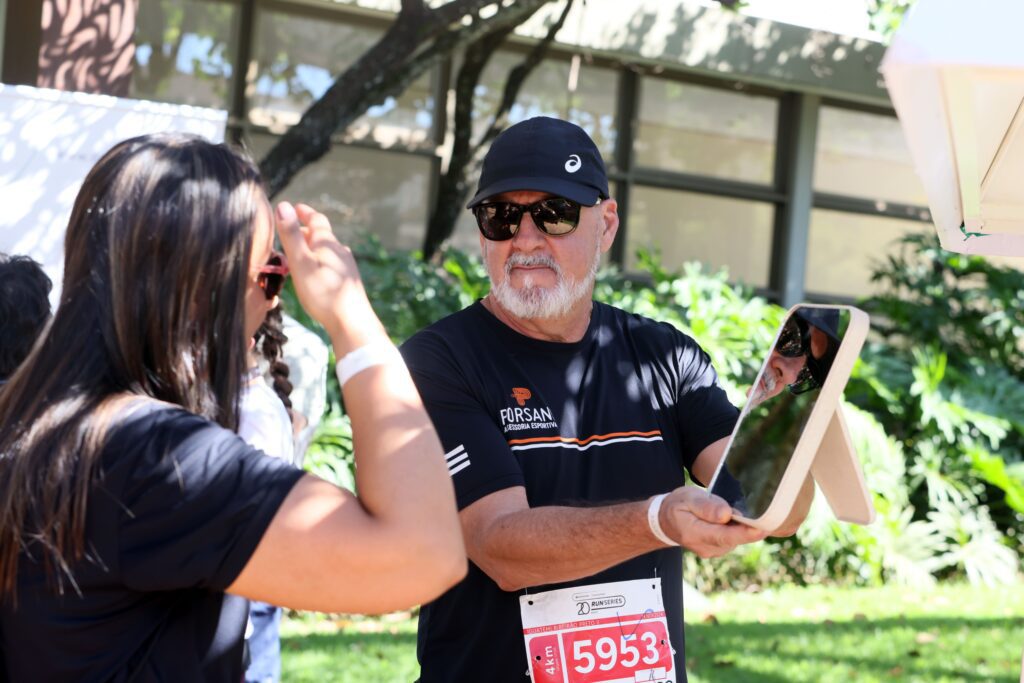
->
[0,254,53,381]
[0,134,264,598]
[254,304,293,412]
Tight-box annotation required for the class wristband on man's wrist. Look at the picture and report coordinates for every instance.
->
[646,493,679,547]
[335,343,403,386]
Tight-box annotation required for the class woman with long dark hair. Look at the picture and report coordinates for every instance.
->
[0,134,466,681]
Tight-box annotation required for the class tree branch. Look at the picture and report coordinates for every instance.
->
[448,22,518,172]
[401,0,427,13]
[421,0,574,257]
[433,0,517,27]
[480,0,574,148]
[259,0,554,197]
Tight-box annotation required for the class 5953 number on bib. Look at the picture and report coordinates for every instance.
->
[520,578,675,683]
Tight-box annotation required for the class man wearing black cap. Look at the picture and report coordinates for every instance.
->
[401,117,766,681]
[755,309,841,404]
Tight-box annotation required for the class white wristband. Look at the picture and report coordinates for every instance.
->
[336,343,403,386]
[647,493,678,547]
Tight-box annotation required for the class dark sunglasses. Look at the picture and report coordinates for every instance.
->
[257,252,289,300]
[472,197,582,241]
[776,317,820,395]
[777,317,811,359]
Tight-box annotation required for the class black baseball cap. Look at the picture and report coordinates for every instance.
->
[466,117,610,209]
[794,308,841,345]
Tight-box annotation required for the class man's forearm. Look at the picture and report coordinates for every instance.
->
[473,500,665,592]
[464,484,767,592]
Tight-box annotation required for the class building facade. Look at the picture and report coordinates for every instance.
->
[1,0,934,305]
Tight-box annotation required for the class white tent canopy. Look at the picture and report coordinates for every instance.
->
[881,0,1024,256]
[0,85,227,304]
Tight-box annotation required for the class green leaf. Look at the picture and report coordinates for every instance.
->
[970,449,1024,514]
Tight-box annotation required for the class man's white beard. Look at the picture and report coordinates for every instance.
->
[488,240,601,320]
[749,370,776,407]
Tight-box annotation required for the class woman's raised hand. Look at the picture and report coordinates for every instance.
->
[274,201,386,353]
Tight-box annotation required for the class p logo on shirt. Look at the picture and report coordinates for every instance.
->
[511,387,532,406]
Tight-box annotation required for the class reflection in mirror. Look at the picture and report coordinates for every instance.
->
[710,307,850,520]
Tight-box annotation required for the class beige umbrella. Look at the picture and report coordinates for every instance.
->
[881,0,1024,256]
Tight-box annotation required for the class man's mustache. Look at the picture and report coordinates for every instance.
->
[504,253,562,276]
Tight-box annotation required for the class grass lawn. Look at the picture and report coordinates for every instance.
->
[280,583,1024,682]
[686,583,1024,683]
[280,612,419,682]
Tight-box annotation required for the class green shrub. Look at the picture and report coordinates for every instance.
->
[853,233,1024,584]
[283,235,1023,589]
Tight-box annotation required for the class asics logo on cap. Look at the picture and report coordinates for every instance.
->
[564,154,582,173]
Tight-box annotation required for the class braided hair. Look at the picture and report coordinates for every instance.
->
[254,304,293,413]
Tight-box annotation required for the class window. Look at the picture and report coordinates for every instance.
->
[805,209,928,298]
[472,52,618,160]
[247,134,433,251]
[814,106,927,206]
[131,0,238,110]
[635,79,778,184]
[810,107,932,299]
[249,8,435,147]
[627,187,774,287]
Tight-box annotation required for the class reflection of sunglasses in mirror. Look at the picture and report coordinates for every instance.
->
[776,316,839,395]
[776,316,812,359]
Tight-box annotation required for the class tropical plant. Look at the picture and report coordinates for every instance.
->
[304,410,355,492]
[852,232,1024,584]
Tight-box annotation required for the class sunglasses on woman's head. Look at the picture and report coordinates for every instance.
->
[472,197,582,241]
[257,252,289,300]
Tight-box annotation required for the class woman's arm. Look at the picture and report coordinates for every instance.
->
[227,202,466,613]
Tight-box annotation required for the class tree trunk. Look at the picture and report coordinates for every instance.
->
[421,23,517,259]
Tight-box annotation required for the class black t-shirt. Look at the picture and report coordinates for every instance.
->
[401,301,739,682]
[0,404,304,682]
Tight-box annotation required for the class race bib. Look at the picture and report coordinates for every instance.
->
[520,578,676,683]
